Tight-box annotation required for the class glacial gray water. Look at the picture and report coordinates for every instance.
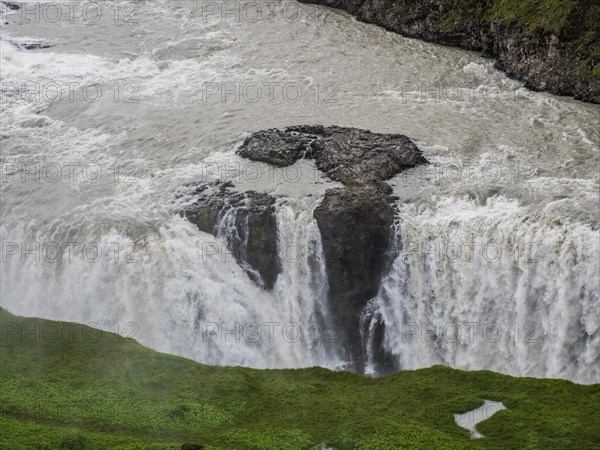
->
[1,1,598,383]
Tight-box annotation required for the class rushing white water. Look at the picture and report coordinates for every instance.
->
[362,196,600,384]
[1,0,598,382]
[1,188,341,369]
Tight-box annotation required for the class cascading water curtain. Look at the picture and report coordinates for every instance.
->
[365,195,600,384]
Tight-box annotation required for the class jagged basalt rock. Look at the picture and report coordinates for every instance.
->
[237,125,427,184]
[311,126,426,185]
[181,181,280,290]
[1,2,20,11]
[298,0,600,103]
[181,126,427,370]
[18,42,54,50]
[314,182,396,368]
[237,127,317,167]
[236,125,428,366]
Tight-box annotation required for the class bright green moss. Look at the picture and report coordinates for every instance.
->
[488,0,578,35]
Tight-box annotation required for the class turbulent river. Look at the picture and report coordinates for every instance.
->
[1,0,598,383]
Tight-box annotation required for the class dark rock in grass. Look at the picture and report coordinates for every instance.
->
[181,181,279,290]
[60,435,86,450]
[181,444,204,450]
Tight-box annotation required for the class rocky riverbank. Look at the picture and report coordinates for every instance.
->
[298,0,600,103]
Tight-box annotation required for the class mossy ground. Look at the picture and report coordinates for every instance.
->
[400,0,599,87]
[1,308,598,449]
[436,0,582,35]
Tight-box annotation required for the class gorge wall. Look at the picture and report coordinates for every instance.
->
[298,0,600,103]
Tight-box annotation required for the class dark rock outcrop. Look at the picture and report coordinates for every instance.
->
[17,41,54,50]
[1,2,20,11]
[182,126,427,368]
[237,125,426,184]
[298,0,600,103]
[237,127,317,167]
[181,181,280,290]
[310,126,427,185]
[1,2,54,49]
[237,125,428,365]
[314,182,396,367]
[239,125,428,365]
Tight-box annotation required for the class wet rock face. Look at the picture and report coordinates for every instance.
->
[182,182,280,290]
[314,182,396,367]
[237,127,317,167]
[310,126,426,185]
[299,0,600,103]
[237,125,426,184]
[181,126,427,370]
[237,125,428,365]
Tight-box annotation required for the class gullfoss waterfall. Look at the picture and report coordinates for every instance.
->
[1,0,598,386]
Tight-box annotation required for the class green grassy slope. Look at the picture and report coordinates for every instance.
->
[1,308,598,449]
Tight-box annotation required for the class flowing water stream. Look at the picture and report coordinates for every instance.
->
[1,0,598,383]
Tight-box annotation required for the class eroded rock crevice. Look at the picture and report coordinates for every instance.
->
[181,181,280,290]
[181,126,428,370]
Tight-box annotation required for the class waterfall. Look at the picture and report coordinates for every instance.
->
[3,189,597,381]
[1,0,597,385]
[273,198,341,368]
[0,192,341,370]
[362,195,600,384]
[215,202,266,288]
